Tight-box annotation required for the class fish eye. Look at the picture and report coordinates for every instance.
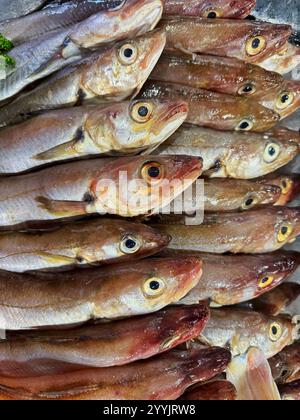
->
[143,277,166,297]
[269,322,283,342]
[246,36,267,56]
[131,101,153,123]
[141,161,164,184]
[280,178,293,195]
[238,83,256,95]
[203,8,221,18]
[120,235,141,254]
[277,222,293,243]
[258,275,274,289]
[276,91,294,111]
[241,194,257,210]
[118,43,138,65]
[263,142,281,163]
[236,119,254,131]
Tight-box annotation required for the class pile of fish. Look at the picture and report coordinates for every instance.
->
[0,0,299,401]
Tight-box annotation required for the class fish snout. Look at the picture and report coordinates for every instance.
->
[169,256,203,290]
[137,225,171,255]
[165,155,203,182]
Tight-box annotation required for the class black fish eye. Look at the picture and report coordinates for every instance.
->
[272,326,278,335]
[252,37,261,49]
[281,94,290,104]
[138,106,149,117]
[245,198,254,207]
[239,121,250,130]
[261,277,269,284]
[124,48,133,58]
[268,145,276,156]
[282,180,287,189]
[207,11,217,18]
[148,166,160,178]
[243,84,253,93]
[281,226,288,235]
[150,280,160,290]
[125,239,137,249]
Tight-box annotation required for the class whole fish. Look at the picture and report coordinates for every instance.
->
[270,342,300,385]
[0,347,231,400]
[252,0,300,31]
[279,380,300,400]
[0,0,46,21]
[0,0,126,45]
[0,100,188,174]
[151,207,300,254]
[0,218,170,272]
[163,0,256,18]
[0,155,202,227]
[227,348,281,400]
[199,308,298,358]
[0,256,202,329]
[141,82,280,132]
[178,252,299,307]
[0,1,164,104]
[247,283,300,317]
[260,42,300,75]
[0,305,209,376]
[181,380,237,401]
[0,30,166,128]
[255,174,300,206]
[160,17,292,65]
[155,126,299,179]
[150,54,284,99]
[260,80,300,120]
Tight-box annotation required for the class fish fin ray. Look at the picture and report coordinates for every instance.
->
[36,196,86,217]
[34,129,84,161]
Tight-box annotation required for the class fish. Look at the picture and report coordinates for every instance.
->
[255,174,300,206]
[0,0,126,45]
[160,17,292,65]
[181,380,237,401]
[0,1,164,104]
[0,305,210,376]
[279,380,300,400]
[259,80,300,120]
[267,127,300,147]
[163,0,256,18]
[150,54,284,99]
[199,308,298,358]
[155,126,299,179]
[0,30,166,128]
[227,347,281,400]
[0,218,170,272]
[260,42,300,74]
[151,207,300,254]
[141,82,280,132]
[247,283,300,317]
[269,342,300,384]
[0,256,203,329]
[0,347,231,400]
[0,0,46,21]
[252,0,300,31]
[178,252,299,307]
[0,155,202,227]
[0,100,188,174]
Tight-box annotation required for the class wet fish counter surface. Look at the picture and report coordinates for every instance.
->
[0,0,299,401]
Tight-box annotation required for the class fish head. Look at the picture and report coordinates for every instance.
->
[265,207,300,250]
[165,0,255,18]
[238,22,292,64]
[93,155,202,216]
[267,175,300,205]
[120,0,164,34]
[82,30,166,101]
[239,183,282,210]
[277,344,300,384]
[236,66,283,99]
[261,80,300,120]
[126,257,203,313]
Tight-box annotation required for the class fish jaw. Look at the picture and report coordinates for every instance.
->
[260,42,300,74]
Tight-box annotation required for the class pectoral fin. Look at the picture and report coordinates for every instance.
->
[37,252,76,266]
[35,139,82,162]
[36,196,86,217]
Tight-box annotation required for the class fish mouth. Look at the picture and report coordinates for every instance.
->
[159,101,189,124]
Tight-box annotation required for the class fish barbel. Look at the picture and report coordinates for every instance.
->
[0,218,170,272]
[0,1,164,103]
[279,380,300,400]
[0,256,203,329]
[270,342,300,385]
[141,82,280,132]
[0,305,209,376]
[0,347,231,400]
[0,0,46,21]
[178,252,299,307]
[155,125,299,179]
[0,30,166,128]
[200,308,298,358]
[181,380,237,400]
[0,155,202,227]
[0,99,188,174]
[255,173,300,206]
[0,0,126,45]
[227,348,281,400]
[260,80,300,120]
[151,207,300,254]
[160,17,292,65]
[163,0,256,18]
[247,283,300,317]
[150,54,284,98]
[260,42,300,74]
